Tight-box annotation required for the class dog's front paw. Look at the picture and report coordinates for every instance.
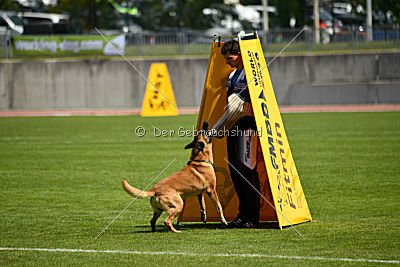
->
[201,210,206,223]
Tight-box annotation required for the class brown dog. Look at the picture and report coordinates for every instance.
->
[122,121,227,233]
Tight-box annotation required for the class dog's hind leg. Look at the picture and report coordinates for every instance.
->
[160,195,183,233]
[207,189,228,225]
[197,194,206,223]
[164,211,181,233]
[150,209,163,232]
[150,197,163,232]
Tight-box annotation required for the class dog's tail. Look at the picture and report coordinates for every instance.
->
[122,180,155,198]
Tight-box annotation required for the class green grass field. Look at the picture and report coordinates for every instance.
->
[0,112,399,266]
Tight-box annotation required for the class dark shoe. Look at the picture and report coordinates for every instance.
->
[227,217,243,228]
[228,218,257,229]
[241,221,257,228]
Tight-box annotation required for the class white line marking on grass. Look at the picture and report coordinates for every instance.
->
[0,247,399,264]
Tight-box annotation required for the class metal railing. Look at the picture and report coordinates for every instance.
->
[0,31,12,59]
[258,25,400,55]
[125,30,212,56]
[1,25,399,59]
[124,25,400,57]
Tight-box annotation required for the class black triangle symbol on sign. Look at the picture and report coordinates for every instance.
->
[258,90,266,101]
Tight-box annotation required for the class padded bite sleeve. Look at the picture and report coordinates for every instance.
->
[212,93,253,138]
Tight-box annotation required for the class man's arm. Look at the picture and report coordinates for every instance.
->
[212,93,253,138]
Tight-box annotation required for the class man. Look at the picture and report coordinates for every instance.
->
[212,40,260,228]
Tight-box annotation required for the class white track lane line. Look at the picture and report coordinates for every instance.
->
[0,247,399,264]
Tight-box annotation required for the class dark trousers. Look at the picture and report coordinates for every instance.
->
[227,117,260,223]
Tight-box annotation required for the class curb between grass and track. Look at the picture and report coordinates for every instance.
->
[0,105,399,117]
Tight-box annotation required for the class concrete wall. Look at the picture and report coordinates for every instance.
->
[269,52,400,105]
[0,52,399,110]
[289,81,400,105]
[0,58,208,110]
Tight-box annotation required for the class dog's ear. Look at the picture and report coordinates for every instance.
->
[196,141,205,152]
[202,121,209,131]
[185,136,197,149]
[184,140,195,149]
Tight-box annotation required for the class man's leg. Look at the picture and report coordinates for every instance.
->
[227,118,261,227]
[227,133,246,219]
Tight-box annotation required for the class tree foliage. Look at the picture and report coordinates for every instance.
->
[0,0,20,10]
[48,0,121,32]
[133,0,231,31]
[1,0,398,31]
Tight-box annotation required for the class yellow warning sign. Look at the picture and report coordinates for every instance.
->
[141,63,178,117]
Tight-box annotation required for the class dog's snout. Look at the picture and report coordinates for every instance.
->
[196,141,205,152]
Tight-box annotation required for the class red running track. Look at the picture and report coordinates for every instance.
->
[0,105,399,117]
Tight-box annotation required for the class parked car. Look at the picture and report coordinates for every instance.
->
[307,7,343,43]
[20,12,72,35]
[0,11,24,35]
[0,10,75,35]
